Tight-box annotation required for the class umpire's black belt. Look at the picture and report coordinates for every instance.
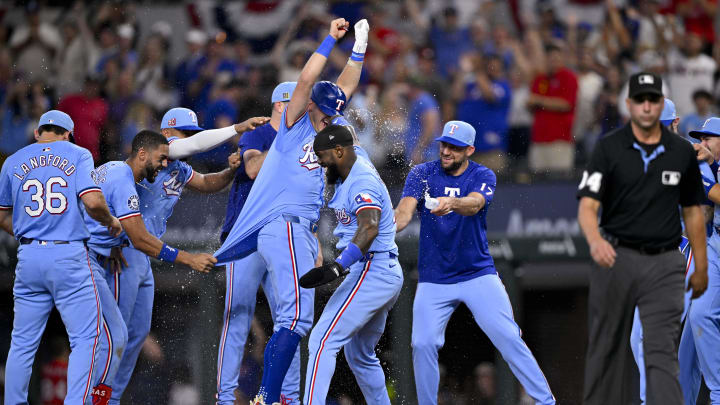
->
[602,232,677,255]
[282,214,319,233]
[19,237,70,245]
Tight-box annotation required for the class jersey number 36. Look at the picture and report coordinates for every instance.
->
[23,177,68,216]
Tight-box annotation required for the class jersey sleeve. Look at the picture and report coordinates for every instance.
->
[275,108,310,152]
[577,140,610,201]
[179,161,195,186]
[108,168,141,221]
[347,176,384,215]
[699,162,715,206]
[401,165,426,202]
[469,167,497,205]
[0,161,12,210]
[679,147,708,207]
[76,149,101,197]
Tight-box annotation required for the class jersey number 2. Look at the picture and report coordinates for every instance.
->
[23,177,68,216]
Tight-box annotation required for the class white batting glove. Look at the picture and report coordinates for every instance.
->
[353,19,369,54]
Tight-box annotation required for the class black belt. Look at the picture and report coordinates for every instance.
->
[616,241,676,255]
[360,251,398,262]
[19,237,70,245]
[282,214,319,233]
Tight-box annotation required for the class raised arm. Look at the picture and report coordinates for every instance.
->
[336,19,369,98]
[168,117,269,160]
[394,196,418,232]
[286,18,349,126]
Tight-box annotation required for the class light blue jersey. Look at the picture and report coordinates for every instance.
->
[137,136,195,238]
[215,109,324,263]
[0,141,99,241]
[329,157,397,254]
[85,161,140,253]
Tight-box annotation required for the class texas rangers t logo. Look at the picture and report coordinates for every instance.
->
[448,124,459,134]
[444,187,461,197]
[299,141,320,171]
[163,170,184,196]
[335,100,345,112]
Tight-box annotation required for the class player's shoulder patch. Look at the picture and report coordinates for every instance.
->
[127,194,139,211]
[354,192,374,205]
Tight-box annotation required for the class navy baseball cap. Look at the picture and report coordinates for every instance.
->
[689,117,720,139]
[271,82,297,103]
[435,121,476,147]
[161,107,204,131]
[660,99,677,126]
[39,110,74,133]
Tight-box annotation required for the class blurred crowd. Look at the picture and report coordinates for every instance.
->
[0,0,719,182]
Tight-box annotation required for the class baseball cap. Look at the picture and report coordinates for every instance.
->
[186,29,208,45]
[311,81,347,117]
[271,82,297,103]
[628,72,663,98]
[435,121,476,148]
[161,107,204,131]
[313,125,354,152]
[689,117,720,139]
[660,99,677,126]
[38,110,74,133]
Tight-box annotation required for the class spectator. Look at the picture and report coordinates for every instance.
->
[465,362,496,405]
[135,34,176,113]
[593,65,625,146]
[8,3,62,82]
[678,89,715,137]
[667,31,716,116]
[527,44,578,173]
[668,0,717,50]
[572,47,604,157]
[183,35,239,112]
[0,75,48,161]
[57,76,109,161]
[119,101,154,156]
[453,52,511,172]
[175,29,208,106]
[40,337,69,405]
[55,4,98,98]
[403,77,442,165]
[429,7,472,78]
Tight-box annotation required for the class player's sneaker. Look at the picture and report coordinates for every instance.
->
[250,395,281,405]
[91,384,112,405]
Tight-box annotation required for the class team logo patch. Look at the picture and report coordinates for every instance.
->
[189,111,197,123]
[168,118,177,127]
[639,74,654,85]
[162,169,184,196]
[335,208,352,225]
[299,141,320,171]
[662,171,681,186]
[354,193,373,204]
[127,195,139,211]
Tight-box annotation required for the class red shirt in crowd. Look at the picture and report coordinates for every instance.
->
[530,67,578,143]
[40,358,68,405]
[57,94,108,161]
[664,0,717,45]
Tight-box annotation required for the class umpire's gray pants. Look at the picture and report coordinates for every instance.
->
[583,247,685,405]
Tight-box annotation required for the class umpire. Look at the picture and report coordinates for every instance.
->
[577,72,709,404]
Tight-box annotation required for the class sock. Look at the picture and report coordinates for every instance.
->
[258,327,302,403]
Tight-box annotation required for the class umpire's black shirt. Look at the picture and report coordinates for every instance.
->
[577,122,705,250]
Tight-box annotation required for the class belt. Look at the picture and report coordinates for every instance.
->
[360,251,398,262]
[601,231,676,255]
[282,214,319,233]
[19,237,70,245]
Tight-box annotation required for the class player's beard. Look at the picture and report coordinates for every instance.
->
[145,162,159,183]
[442,158,464,174]
[325,164,341,184]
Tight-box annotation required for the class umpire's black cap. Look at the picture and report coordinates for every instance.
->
[628,72,663,98]
[313,124,353,152]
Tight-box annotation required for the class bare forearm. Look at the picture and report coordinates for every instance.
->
[578,200,603,245]
[535,95,572,112]
[0,211,12,235]
[197,169,236,193]
[351,224,378,253]
[337,60,363,98]
[245,152,268,180]
[86,205,115,227]
[450,196,484,216]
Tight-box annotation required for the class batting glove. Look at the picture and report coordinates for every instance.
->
[299,262,348,288]
[353,19,369,54]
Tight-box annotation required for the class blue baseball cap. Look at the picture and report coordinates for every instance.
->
[311,81,347,116]
[161,107,204,131]
[660,98,677,126]
[435,121,476,147]
[38,110,74,133]
[689,117,720,139]
[271,82,297,103]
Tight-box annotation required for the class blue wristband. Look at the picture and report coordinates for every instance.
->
[316,35,337,58]
[335,242,363,269]
[158,243,179,263]
[350,51,365,62]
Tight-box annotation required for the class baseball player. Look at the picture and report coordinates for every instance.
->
[215,17,369,405]
[84,129,218,404]
[0,110,122,404]
[104,110,262,405]
[678,118,720,404]
[394,121,555,405]
[298,124,402,405]
[216,82,303,405]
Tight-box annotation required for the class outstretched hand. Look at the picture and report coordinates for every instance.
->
[235,117,270,134]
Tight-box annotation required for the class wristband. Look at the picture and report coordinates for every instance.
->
[158,243,179,263]
[335,242,363,269]
[350,51,365,62]
[316,35,337,58]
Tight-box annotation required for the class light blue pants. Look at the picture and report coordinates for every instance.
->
[5,242,101,405]
[216,251,301,405]
[102,246,154,405]
[87,248,129,391]
[304,255,403,405]
[412,274,555,405]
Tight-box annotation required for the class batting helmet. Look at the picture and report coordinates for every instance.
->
[310,81,347,117]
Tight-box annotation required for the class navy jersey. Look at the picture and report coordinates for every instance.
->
[0,141,99,241]
[85,161,140,253]
[215,109,324,263]
[137,136,195,238]
[402,160,497,284]
[329,157,397,254]
[220,123,277,241]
